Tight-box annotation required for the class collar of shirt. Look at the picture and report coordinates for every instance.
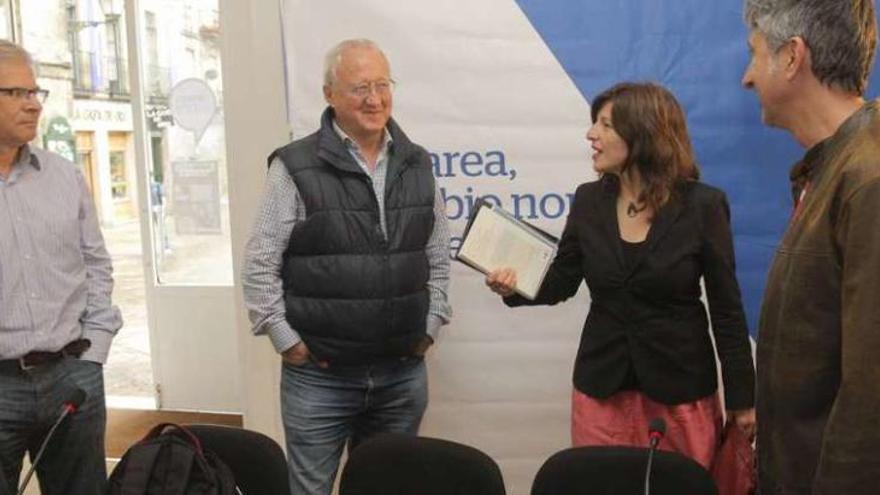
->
[790,99,878,188]
[0,145,42,185]
[331,119,393,175]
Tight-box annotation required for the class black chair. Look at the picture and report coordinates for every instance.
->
[339,433,506,495]
[531,446,717,495]
[185,424,289,495]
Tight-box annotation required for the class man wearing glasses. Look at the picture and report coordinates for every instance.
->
[0,41,120,494]
[242,38,450,494]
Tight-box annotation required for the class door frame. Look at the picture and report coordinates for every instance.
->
[122,0,240,412]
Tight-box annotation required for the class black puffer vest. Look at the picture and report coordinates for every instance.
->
[269,108,435,365]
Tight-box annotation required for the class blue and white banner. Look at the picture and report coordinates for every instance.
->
[280,1,880,491]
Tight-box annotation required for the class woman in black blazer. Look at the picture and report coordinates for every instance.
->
[487,82,755,468]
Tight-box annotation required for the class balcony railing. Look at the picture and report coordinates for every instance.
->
[73,51,130,97]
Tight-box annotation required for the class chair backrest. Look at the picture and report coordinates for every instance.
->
[339,433,506,495]
[107,423,239,495]
[531,446,718,495]
[185,424,290,495]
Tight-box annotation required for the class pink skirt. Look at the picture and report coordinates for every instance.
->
[571,388,722,469]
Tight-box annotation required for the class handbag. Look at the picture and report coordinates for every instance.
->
[710,421,756,495]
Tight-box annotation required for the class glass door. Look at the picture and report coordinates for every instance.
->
[125,0,240,411]
[19,0,240,411]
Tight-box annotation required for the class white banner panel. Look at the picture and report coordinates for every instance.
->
[282,0,595,491]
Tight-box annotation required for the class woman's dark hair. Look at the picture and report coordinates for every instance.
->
[591,82,700,212]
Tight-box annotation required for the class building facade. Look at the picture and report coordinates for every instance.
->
[4,0,224,230]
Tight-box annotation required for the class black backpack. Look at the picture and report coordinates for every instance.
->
[108,423,239,495]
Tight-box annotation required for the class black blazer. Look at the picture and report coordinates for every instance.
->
[506,177,755,409]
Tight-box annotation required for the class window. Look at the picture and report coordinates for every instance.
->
[144,12,167,97]
[109,152,126,198]
[17,0,235,406]
[105,14,127,95]
[0,0,12,40]
[75,131,97,193]
[140,4,232,285]
[109,132,130,201]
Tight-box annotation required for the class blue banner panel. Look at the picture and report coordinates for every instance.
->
[516,0,880,335]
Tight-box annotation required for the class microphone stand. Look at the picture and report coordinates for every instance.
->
[644,417,665,495]
[17,404,76,495]
[644,435,660,495]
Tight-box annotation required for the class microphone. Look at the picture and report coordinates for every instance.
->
[648,417,666,448]
[644,417,667,495]
[17,388,87,495]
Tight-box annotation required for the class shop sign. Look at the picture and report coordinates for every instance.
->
[43,116,76,163]
[171,159,222,235]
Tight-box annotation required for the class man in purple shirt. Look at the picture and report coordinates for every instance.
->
[0,40,121,494]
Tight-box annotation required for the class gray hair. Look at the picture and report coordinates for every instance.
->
[0,39,33,67]
[323,38,389,86]
[744,0,877,95]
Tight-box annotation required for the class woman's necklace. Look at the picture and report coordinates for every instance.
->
[626,201,646,218]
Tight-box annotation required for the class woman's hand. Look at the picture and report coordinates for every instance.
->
[485,268,517,297]
[727,407,756,440]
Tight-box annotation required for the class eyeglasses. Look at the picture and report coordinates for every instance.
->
[346,79,395,98]
[0,87,49,103]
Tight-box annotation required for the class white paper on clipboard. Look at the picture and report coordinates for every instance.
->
[457,200,558,300]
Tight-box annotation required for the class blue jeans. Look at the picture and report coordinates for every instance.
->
[280,357,428,495]
[0,356,106,495]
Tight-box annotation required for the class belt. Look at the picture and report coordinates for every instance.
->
[0,339,91,371]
